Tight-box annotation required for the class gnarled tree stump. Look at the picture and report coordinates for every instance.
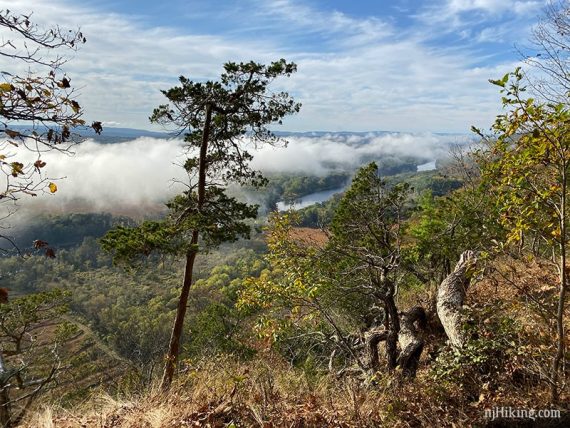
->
[436,250,477,348]
[397,306,427,377]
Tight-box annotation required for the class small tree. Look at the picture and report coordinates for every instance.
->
[475,68,568,402]
[328,162,418,373]
[102,59,300,389]
[238,211,366,372]
[0,9,101,249]
[241,163,428,377]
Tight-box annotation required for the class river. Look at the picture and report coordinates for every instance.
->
[277,161,437,211]
[276,187,344,211]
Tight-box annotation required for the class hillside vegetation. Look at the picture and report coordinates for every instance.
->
[1,5,569,428]
[0,149,566,426]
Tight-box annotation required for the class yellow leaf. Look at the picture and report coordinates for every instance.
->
[48,182,57,193]
[0,83,12,92]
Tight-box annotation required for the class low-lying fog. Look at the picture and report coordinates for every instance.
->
[0,131,470,226]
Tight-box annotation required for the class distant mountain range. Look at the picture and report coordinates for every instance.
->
[8,124,172,144]
[82,126,171,138]
[8,125,470,144]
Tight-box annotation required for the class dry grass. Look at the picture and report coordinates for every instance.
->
[288,227,329,248]
[23,351,562,427]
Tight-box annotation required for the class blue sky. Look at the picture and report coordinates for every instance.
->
[0,0,548,132]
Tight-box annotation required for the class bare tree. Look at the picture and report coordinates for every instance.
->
[523,1,570,102]
[0,9,101,251]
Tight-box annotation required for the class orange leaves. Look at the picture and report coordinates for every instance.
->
[33,239,56,258]
[34,159,46,172]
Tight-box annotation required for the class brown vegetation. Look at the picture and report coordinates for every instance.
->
[21,255,569,427]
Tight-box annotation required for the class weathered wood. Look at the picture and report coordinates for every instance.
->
[397,306,427,378]
[436,250,477,348]
[365,329,388,372]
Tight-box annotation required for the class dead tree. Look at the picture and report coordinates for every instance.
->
[397,306,427,378]
[364,305,427,378]
[436,250,477,348]
[365,328,388,373]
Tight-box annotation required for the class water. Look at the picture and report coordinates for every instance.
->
[417,160,436,172]
[277,187,344,211]
[277,160,437,211]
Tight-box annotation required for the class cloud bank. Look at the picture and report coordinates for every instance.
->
[1,132,467,223]
[253,132,469,175]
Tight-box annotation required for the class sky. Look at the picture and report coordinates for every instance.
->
[0,0,550,133]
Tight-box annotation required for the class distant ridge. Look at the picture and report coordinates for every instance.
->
[7,124,172,144]
[80,126,171,139]
[7,125,471,143]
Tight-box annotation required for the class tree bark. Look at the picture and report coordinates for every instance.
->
[436,250,477,348]
[365,306,426,378]
[551,171,567,404]
[397,306,427,378]
[383,292,400,371]
[365,329,388,372]
[161,103,212,391]
[160,242,198,390]
[551,250,567,403]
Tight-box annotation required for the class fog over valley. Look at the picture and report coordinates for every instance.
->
[0,130,469,226]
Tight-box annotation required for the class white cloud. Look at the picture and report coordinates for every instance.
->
[416,0,545,35]
[0,138,187,221]
[446,0,543,16]
[0,132,466,222]
[0,0,537,135]
[253,132,469,174]
[250,0,394,48]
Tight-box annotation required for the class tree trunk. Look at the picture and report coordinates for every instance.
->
[365,329,387,372]
[160,240,198,390]
[550,251,566,403]
[551,175,567,404]
[365,306,426,378]
[161,103,212,391]
[436,250,477,348]
[397,306,427,378]
[383,290,400,371]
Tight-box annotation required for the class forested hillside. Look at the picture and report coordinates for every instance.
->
[0,3,569,428]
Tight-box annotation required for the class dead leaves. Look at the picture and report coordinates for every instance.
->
[33,239,56,258]
[10,162,24,177]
